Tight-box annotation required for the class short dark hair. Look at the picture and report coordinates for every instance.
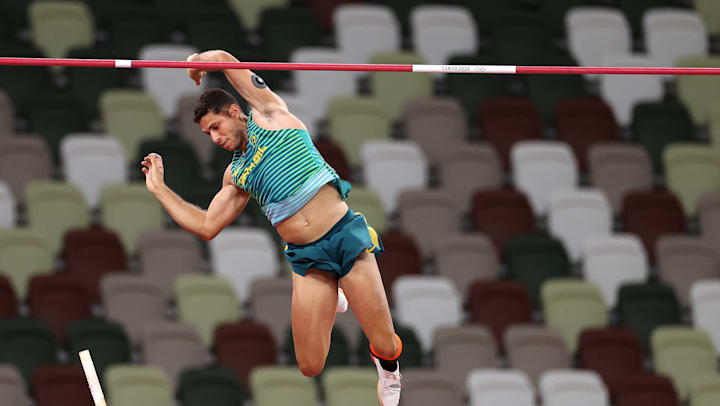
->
[193,88,239,123]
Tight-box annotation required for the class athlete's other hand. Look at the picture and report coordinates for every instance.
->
[187,53,206,86]
[141,153,165,194]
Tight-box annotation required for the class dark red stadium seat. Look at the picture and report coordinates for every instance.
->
[578,327,645,398]
[616,373,679,406]
[33,364,94,406]
[28,275,92,342]
[377,230,423,303]
[214,320,277,388]
[479,97,542,169]
[0,274,18,318]
[62,228,127,301]
[556,98,619,171]
[467,280,532,350]
[314,137,352,181]
[471,190,536,254]
[621,191,686,262]
[307,0,364,30]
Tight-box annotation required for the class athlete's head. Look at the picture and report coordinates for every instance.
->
[194,88,248,152]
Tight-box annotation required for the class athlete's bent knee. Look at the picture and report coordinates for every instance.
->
[297,358,325,377]
[370,333,401,360]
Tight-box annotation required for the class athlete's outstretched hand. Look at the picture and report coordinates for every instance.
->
[186,53,206,86]
[141,153,165,194]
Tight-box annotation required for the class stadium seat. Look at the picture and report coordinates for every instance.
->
[25,181,90,255]
[333,4,400,64]
[467,369,535,406]
[139,44,202,119]
[107,5,169,59]
[28,275,91,342]
[29,1,94,59]
[260,8,322,63]
[697,191,720,247]
[397,189,459,259]
[471,190,536,254]
[0,50,53,115]
[506,234,572,304]
[66,319,131,381]
[524,55,586,122]
[214,321,277,387]
[540,369,610,406]
[467,281,532,349]
[403,97,468,167]
[175,274,241,347]
[664,144,720,216]
[370,52,432,120]
[136,230,205,298]
[286,325,351,369]
[33,364,94,406]
[67,48,131,116]
[0,364,30,406]
[0,318,57,383]
[616,283,681,349]
[541,279,608,352]
[512,141,579,216]
[652,326,717,400]
[690,280,720,352]
[178,367,245,406]
[435,234,500,297]
[447,54,515,122]
[578,327,644,396]
[291,48,355,118]
[0,137,52,205]
[694,0,720,35]
[0,274,17,318]
[400,370,461,406]
[480,97,543,170]
[376,230,422,302]
[504,325,572,386]
[361,140,428,213]
[100,89,166,162]
[618,0,677,36]
[0,180,15,228]
[410,5,478,67]
[100,183,165,255]
[141,320,209,387]
[588,143,653,213]
[621,191,686,261]
[555,98,619,170]
[176,94,216,166]
[101,274,166,344]
[60,135,128,208]
[548,189,612,263]
[433,326,498,390]
[583,234,649,307]
[0,90,14,135]
[494,22,554,66]
[356,324,424,369]
[328,96,391,167]
[689,374,720,406]
[210,227,279,302]
[250,366,318,406]
[632,102,696,172]
[105,365,173,406]
[438,144,502,214]
[248,277,292,347]
[322,367,378,406]
[657,236,719,306]
[644,9,708,68]
[393,276,462,351]
[62,229,127,302]
[313,137,351,181]
[29,96,90,163]
[616,373,679,406]
[345,187,388,234]
[0,228,53,299]
[229,0,288,31]
[676,56,720,126]
[712,105,720,148]
[599,54,664,127]
[566,7,632,69]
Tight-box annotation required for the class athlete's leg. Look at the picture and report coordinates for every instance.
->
[291,269,338,377]
[338,252,398,359]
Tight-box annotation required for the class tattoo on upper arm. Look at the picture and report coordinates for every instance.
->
[251,74,267,89]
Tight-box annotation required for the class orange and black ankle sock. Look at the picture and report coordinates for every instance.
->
[370,333,403,372]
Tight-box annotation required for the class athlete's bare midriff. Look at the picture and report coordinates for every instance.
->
[275,184,349,245]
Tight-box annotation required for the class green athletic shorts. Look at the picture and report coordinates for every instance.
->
[284,209,383,278]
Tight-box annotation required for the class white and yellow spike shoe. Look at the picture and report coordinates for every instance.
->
[336,288,348,313]
[372,356,401,406]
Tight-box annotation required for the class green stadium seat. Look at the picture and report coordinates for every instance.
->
[506,234,571,304]
[631,102,696,173]
[250,366,318,406]
[618,0,678,37]
[370,52,432,121]
[29,1,94,59]
[322,367,378,406]
[0,228,53,299]
[676,56,720,126]
[328,96,391,167]
[260,7,322,62]
[105,365,173,406]
[524,55,586,122]
[178,367,245,406]
[494,23,555,65]
[0,318,57,384]
[99,183,165,255]
[29,96,89,163]
[694,0,720,35]
[67,48,132,117]
[616,283,680,350]
[66,319,132,381]
[447,54,515,122]
[664,144,720,216]
[689,374,720,406]
[0,47,53,115]
[346,187,388,234]
[108,5,169,58]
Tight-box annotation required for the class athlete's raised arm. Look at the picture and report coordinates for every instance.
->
[186,50,288,115]
[141,153,249,241]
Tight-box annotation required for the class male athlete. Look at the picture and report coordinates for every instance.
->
[140,50,402,404]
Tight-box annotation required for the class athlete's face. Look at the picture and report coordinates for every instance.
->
[198,104,247,152]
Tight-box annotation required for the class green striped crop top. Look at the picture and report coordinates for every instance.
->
[230,110,351,225]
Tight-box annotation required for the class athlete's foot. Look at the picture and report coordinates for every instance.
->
[372,356,401,406]
[336,288,348,313]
